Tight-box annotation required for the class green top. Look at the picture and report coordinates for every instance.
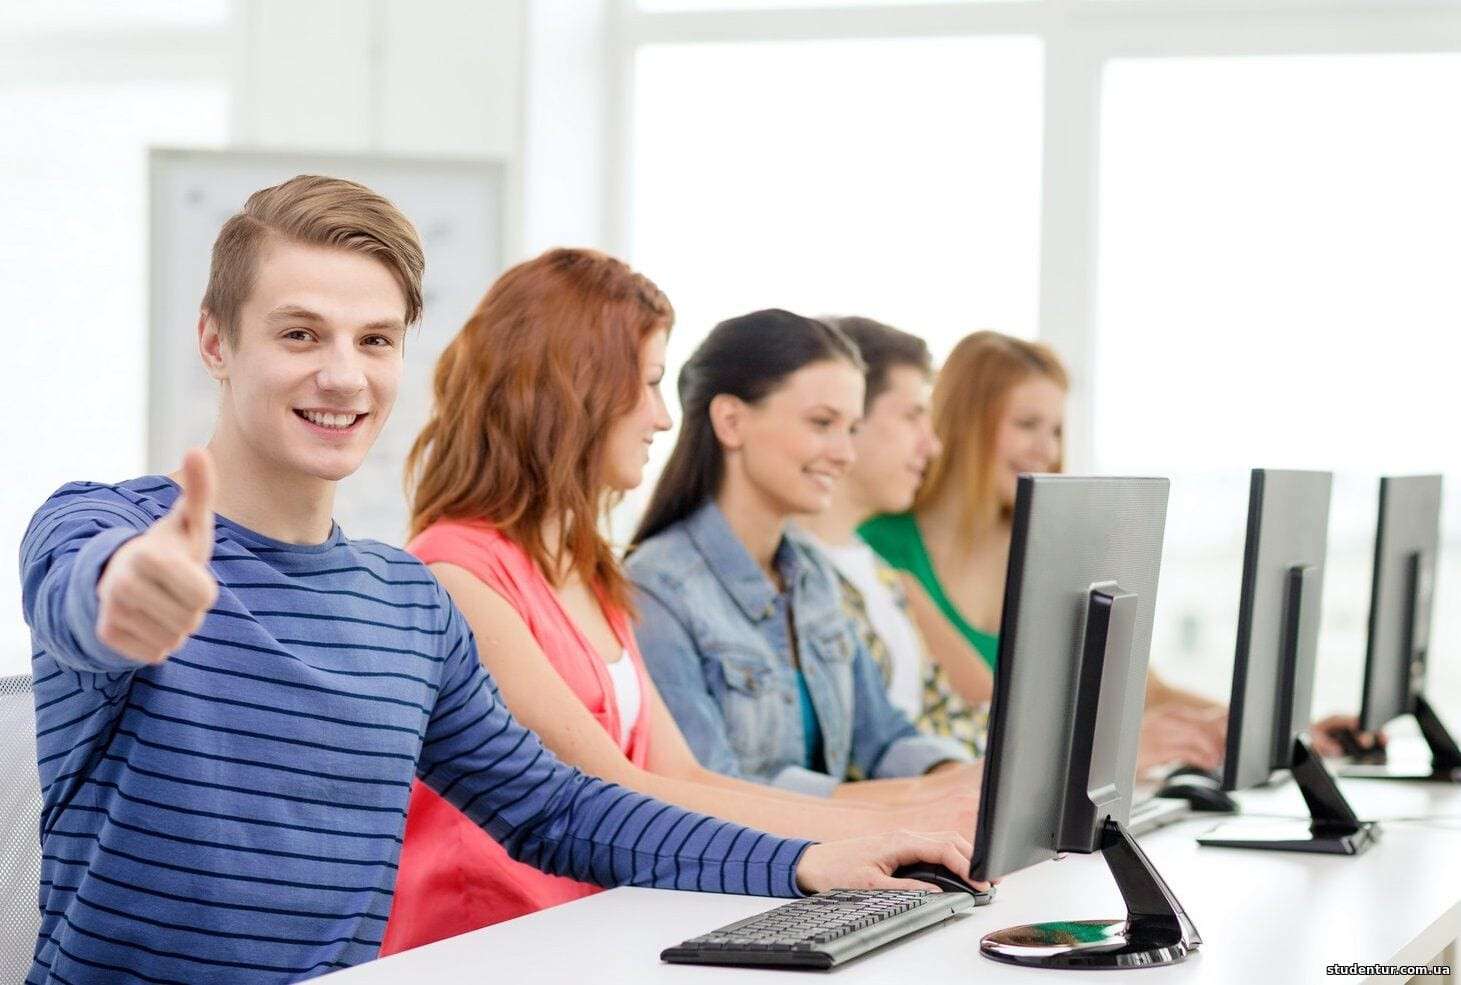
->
[858,512,999,669]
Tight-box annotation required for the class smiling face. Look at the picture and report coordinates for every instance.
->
[602,329,673,491]
[990,374,1066,508]
[846,364,942,516]
[202,237,407,484]
[715,358,866,518]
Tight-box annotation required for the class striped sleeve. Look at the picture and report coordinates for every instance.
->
[20,487,155,674]
[416,595,813,898]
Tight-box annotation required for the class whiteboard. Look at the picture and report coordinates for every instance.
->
[148,148,504,547]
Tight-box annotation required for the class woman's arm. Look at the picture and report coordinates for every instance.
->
[640,678,978,832]
[1146,671,1224,714]
[430,562,970,841]
[642,677,979,815]
[900,573,994,705]
[828,762,984,806]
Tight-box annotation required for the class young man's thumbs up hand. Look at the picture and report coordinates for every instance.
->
[95,448,220,664]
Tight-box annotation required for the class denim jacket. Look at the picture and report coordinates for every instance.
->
[626,501,972,796]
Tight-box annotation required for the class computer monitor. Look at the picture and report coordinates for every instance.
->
[1197,469,1377,854]
[972,475,1200,971]
[1345,475,1461,782]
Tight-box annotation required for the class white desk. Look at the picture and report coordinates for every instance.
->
[324,769,1461,985]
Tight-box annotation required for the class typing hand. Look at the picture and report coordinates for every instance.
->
[1137,704,1226,774]
[794,830,990,894]
[95,448,219,664]
[1308,713,1387,758]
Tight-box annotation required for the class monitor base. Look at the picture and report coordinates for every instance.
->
[1196,819,1377,855]
[1201,735,1377,855]
[1340,763,1461,783]
[981,918,1195,969]
[980,819,1200,971]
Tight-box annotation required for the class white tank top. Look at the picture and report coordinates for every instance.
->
[605,650,641,747]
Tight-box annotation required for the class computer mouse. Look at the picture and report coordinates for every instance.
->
[1154,767,1238,813]
[891,863,996,905]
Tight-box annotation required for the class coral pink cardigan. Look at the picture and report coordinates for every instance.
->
[380,521,653,955]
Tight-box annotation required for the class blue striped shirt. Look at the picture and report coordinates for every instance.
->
[19,477,810,984]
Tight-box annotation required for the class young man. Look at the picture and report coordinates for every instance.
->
[795,317,991,755]
[19,178,975,985]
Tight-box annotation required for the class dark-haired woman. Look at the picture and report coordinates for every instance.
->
[627,309,980,805]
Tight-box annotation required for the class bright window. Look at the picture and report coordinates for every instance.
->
[624,35,1043,533]
[1096,54,1461,715]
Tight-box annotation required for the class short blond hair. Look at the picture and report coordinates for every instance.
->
[202,175,425,342]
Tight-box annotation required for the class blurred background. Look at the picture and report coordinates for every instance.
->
[3,0,1459,730]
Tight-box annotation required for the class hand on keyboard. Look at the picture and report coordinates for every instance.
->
[1309,713,1387,760]
[1138,704,1226,774]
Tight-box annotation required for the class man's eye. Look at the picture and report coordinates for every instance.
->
[284,329,313,342]
[363,335,393,347]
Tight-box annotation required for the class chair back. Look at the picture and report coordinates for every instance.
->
[0,674,42,979]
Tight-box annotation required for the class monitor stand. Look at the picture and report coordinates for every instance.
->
[1341,693,1461,783]
[1198,736,1378,854]
[981,818,1201,970]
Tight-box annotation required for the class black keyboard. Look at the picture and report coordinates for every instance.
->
[661,888,985,970]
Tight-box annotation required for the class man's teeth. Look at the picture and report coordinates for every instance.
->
[302,411,360,429]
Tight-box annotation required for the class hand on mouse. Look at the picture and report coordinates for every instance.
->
[794,829,991,895]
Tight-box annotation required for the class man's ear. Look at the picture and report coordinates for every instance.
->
[708,393,747,451]
[199,310,228,382]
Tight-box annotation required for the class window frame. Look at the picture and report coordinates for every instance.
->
[607,0,1461,471]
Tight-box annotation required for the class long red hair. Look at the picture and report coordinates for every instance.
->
[405,248,673,613]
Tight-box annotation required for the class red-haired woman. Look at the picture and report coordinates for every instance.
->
[381,250,979,954]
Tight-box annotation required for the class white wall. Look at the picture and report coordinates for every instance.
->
[1,11,234,676]
[2,0,532,676]
[234,0,527,257]
[521,0,612,253]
